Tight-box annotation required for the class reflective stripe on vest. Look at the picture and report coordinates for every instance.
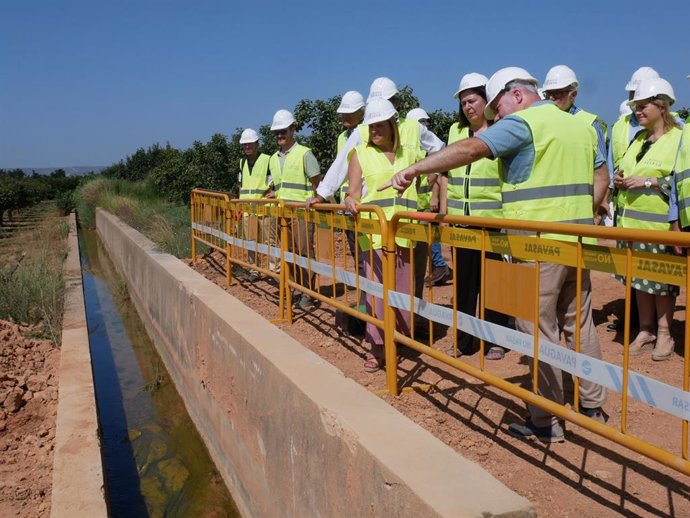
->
[446,123,503,218]
[618,127,681,231]
[269,144,312,202]
[675,123,690,227]
[502,103,596,242]
[620,208,669,224]
[239,154,270,200]
[502,183,592,203]
[356,142,418,249]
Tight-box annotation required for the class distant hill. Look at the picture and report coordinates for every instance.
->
[19,166,107,177]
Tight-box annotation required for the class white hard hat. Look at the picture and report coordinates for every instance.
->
[484,67,538,120]
[619,100,632,117]
[406,107,429,121]
[625,66,659,92]
[453,72,488,99]
[628,77,676,106]
[542,65,579,91]
[337,90,365,114]
[367,77,398,101]
[364,98,398,125]
[239,128,260,144]
[270,109,295,131]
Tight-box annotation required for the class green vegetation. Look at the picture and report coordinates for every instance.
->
[0,168,82,225]
[97,87,455,206]
[0,202,69,345]
[76,177,195,258]
[74,87,452,260]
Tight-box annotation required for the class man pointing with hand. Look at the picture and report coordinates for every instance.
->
[380,67,609,443]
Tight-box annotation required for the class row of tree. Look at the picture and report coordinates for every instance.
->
[101,87,459,204]
[99,87,689,206]
[0,169,81,225]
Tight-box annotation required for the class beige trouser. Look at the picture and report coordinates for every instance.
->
[516,262,607,428]
[269,217,315,290]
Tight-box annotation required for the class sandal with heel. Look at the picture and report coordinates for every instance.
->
[628,330,656,356]
[652,328,675,361]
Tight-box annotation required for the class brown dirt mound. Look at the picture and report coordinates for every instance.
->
[0,320,59,518]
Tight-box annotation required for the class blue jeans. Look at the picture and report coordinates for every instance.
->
[431,241,446,268]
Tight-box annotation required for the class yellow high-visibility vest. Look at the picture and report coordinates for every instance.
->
[446,123,503,218]
[502,103,596,242]
[238,154,270,199]
[356,143,418,249]
[269,144,313,202]
[618,127,682,231]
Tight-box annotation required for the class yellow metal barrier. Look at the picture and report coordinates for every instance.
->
[281,202,388,333]
[387,210,690,477]
[190,188,690,477]
[190,189,232,285]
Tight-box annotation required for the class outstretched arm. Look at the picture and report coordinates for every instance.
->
[378,137,492,194]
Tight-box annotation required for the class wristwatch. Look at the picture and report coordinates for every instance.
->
[644,178,652,189]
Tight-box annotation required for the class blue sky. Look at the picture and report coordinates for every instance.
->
[1,0,689,169]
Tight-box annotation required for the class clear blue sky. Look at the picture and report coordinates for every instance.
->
[1,0,689,169]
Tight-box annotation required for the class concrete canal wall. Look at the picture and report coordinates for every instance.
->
[96,208,534,518]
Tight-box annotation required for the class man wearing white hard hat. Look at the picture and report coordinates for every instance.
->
[542,65,609,224]
[380,66,609,442]
[238,128,272,281]
[268,109,321,310]
[335,91,366,202]
[406,107,452,288]
[306,76,444,208]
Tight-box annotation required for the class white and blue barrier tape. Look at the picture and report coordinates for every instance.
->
[193,221,690,421]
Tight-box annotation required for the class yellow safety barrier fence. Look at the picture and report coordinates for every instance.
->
[388,211,690,478]
[190,188,690,477]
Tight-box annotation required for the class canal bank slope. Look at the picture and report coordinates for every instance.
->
[96,208,534,518]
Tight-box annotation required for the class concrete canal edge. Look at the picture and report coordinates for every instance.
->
[51,213,108,518]
[96,208,535,518]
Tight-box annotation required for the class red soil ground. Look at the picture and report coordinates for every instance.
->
[0,320,59,518]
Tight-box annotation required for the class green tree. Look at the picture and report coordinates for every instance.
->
[294,95,343,169]
[427,109,457,144]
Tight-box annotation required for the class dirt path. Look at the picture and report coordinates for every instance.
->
[194,250,690,518]
[0,321,59,518]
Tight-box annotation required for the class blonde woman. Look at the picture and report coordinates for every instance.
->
[613,78,682,361]
[344,99,419,372]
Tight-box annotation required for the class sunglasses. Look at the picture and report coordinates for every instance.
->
[272,129,288,136]
[544,88,573,100]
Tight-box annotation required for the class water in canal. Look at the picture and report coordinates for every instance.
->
[79,227,240,518]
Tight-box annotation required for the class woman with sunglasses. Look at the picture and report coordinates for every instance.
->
[441,73,508,360]
[344,98,419,372]
[613,78,683,361]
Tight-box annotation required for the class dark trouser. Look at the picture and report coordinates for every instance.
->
[346,229,367,307]
[454,246,510,353]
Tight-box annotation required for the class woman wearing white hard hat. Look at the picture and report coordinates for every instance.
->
[444,72,508,360]
[613,77,683,361]
[344,98,419,372]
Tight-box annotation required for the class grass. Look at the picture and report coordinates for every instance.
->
[75,177,199,259]
[0,202,69,345]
